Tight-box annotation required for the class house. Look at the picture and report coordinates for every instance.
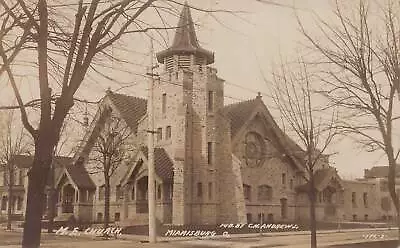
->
[0,155,89,221]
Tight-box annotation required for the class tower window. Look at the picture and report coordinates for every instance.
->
[157,185,162,200]
[157,127,162,141]
[208,91,214,112]
[166,126,172,140]
[282,173,286,185]
[207,142,213,165]
[243,184,251,201]
[197,182,203,198]
[162,93,167,114]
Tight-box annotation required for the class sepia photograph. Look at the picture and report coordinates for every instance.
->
[0,0,399,247]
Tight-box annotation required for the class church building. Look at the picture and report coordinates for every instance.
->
[2,3,379,227]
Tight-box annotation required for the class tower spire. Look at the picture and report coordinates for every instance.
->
[156,2,214,65]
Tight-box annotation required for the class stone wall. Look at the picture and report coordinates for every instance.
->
[342,180,380,221]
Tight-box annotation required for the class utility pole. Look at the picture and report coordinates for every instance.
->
[147,37,157,243]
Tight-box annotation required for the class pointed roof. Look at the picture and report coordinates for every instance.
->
[120,146,174,185]
[140,146,174,180]
[106,91,147,133]
[296,167,344,192]
[11,154,95,189]
[222,98,260,138]
[156,2,214,64]
[222,95,306,170]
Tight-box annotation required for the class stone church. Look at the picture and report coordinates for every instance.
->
[2,3,382,226]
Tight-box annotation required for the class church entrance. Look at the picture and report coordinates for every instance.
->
[62,184,75,213]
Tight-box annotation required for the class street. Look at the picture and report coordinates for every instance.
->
[0,228,398,248]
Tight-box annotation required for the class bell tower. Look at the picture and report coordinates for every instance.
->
[156,2,214,71]
[155,2,224,225]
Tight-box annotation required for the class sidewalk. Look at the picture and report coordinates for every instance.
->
[118,226,396,242]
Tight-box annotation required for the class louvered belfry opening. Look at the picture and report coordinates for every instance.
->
[157,2,214,71]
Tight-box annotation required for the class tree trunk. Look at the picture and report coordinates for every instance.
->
[387,155,399,245]
[104,178,110,230]
[309,176,317,248]
[397,212,400,247]
[47,163,55,233]
[7,170,13,230]
[47,188,55,233]
[22,151,52,248]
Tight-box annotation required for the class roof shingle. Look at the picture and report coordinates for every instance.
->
[222,98,259,138]
[296,168,342,192]
[10,155,95,189]
[107,91,147,133]
[156,2,214,64]
[140,146,174,180]
[66,163,96,189]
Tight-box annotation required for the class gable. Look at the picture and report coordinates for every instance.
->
[296,168,344,192]
[106,91,147,133]
[120,146,174,186]
[73,90,146,162]
[223,97,304,171]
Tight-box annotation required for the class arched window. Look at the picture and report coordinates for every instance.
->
[280,198,288,219]
[243,184,251,201]
[17,196,22,211]
[157,185,162,200]
[197,182,203,198]
[258,185,272,201]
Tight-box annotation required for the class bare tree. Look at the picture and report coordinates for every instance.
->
[88,115,133,230]
[0,110,31,230]
[268,59,338,248]
[47,117,76,233]
[298,0,400,243]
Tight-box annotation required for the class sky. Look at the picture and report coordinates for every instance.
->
[0,0,395,178]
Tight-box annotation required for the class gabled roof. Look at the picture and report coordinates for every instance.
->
[140,146,174,180]
[296,167,343,192]
[222,98,260,138]
[222,95,306,170]
[65,163,96,189]
[156,2,214,64]
[107,91,147,133]
[11,155,95,190]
